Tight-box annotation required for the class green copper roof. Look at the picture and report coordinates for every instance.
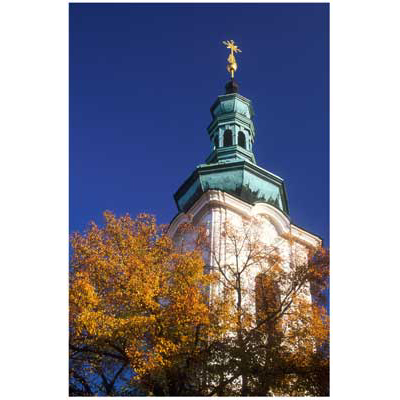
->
[174,160,289,215]
[173,83,290,216]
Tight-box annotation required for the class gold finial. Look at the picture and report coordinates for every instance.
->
[222,40,242,79]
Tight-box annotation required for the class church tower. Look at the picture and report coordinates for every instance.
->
[168,41,321,314]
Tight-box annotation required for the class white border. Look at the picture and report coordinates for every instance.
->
[2,1,400,398]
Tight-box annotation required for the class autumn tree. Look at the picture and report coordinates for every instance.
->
[69,211,329,396]
[193,217,330,396]
[69,212,233,396]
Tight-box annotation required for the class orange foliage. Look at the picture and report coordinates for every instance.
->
[69,212,233,394]
[69,213,329,396]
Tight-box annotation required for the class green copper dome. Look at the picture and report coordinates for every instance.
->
[174,82,289,216]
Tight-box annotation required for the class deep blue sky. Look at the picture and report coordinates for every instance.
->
[70,3,329,245]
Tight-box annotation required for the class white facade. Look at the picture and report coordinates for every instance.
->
[169,190,322,319]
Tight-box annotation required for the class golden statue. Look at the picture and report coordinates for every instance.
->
[223,40,242,79]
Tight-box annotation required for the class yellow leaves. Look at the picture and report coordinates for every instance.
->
[310,304,329,346]
[70,210,330,396]
[127,335,182,378]
[70,274,99,314]
[70,211,231,383]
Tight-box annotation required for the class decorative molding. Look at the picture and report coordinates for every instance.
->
[168,190,321,249]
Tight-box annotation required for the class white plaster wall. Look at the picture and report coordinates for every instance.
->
[168,190,320,320]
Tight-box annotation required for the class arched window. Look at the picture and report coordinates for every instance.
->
[238,131,246,149]
[223,130,233,147]
[255,274,268,319]
[255,273,281,323]
[214,135,219,149]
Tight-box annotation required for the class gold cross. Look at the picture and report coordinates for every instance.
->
[223,40,242,55]
[223,40,242,79]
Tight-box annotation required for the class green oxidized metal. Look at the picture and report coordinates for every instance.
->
[174,86,290,216]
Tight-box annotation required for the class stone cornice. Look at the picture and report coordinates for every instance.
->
[290,224,323,248]
[168,190,321,249]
